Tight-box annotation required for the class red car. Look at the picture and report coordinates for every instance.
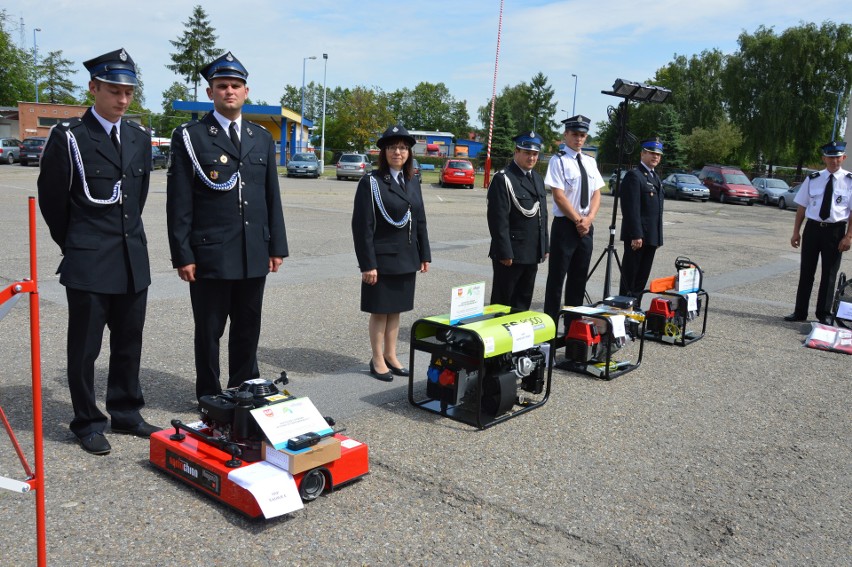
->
[439,159,475,188]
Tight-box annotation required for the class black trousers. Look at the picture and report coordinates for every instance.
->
[491,259,539,311]
[543,217,594,322]
[190,277,266,399]
[66,287,147,438]
[794,220,846,320]
[619,243,658,298]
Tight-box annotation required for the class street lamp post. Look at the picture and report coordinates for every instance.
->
[300,55,317,155]
[33,28,41,103]
[571,73,578,116]
[320,53,328,174]
[827,89,843,141]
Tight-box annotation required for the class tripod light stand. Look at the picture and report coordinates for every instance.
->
[585,79,671,302]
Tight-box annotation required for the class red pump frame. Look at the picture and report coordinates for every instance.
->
[0,197,46,566]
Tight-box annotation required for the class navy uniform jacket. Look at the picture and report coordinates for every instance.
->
[167,113,288,279]
[487,160,549,264]
[352,170,431,274]
[619,165,664,247]
[38,109,151,294]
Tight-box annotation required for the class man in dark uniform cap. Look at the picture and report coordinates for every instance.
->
[619,137,665,298]
[38,48,160,455]
[167,51,288,400]
[543,114,605,323]
[786,141,852,323]
[487,130,549,310]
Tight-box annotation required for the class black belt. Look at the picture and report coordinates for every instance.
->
[807,219,846,228]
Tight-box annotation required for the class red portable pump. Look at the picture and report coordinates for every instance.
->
[564,318,601,362]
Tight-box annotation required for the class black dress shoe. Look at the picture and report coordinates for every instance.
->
[369,360,393,382]
[111,420,162,438]
[384,358,410,377]
[817,316,831,325]
[78,432,111,455]
[783,313,807,322]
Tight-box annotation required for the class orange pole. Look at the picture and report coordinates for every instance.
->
[28,196,47,567]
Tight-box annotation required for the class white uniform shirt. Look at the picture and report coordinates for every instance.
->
[793,168,852,223]
[544,149,604,217]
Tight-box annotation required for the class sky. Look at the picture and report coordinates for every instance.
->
[6,0,849,138]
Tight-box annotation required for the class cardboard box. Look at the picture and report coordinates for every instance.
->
[262,437,342,475]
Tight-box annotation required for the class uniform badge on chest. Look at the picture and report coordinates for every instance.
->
[210,170,219,180]
[220,154,228,164]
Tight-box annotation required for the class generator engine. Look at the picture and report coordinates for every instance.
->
[646,295,701,338]
[197,375,293,462]
[564,318,602,363]
[426,328,548,417]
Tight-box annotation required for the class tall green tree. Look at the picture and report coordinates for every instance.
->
[528,72,559,151]
[166,5,220,101]
[653,50,727,134]
[477,73,559,152]
[486,99,516,170]
[37,50,76,104]
[0,10,32,105]
[724,23,852,173]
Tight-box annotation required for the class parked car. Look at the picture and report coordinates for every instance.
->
[0,137,22,164]
[778,182,801,210]
[699,164,758,205]
[661,173,709,201]
[151,145,168,169]
[751,177,792,206]
[287,152,320,178]
[20,137,48,167]
[412,158,422,183]
[439,159,475,188]
[336,153,371,181]
[607,169,627,195]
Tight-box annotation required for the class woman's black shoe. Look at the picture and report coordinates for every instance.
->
[384,358,410,377]
[369,360,393,382]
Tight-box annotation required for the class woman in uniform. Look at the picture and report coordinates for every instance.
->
[352,125,431,381]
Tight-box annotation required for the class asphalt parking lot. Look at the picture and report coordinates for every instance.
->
[0,165,849,566]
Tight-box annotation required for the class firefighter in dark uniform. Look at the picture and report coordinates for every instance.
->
[487,130,549,310]
[167,52,288,400]
[619,138,665,298]
[38,48,160,455]
[786,141,852,324]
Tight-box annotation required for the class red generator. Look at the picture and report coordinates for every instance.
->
[564,318,601,362]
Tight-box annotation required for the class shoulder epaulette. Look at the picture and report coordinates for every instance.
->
[557,150,567,156]
[124,120,146,132]
[846,172,852,178]
[56,117,83,131]
[246,120,267,132]
[808,171,820,179]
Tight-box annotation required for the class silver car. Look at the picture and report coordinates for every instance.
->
[661,173,710,201]
[287,152,320,178]
[336,153,371,181]
[752,177,791,206]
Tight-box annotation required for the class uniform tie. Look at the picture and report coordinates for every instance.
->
[229,121,240,155]
[110,125,121,155]
[577,153,589,208]
[397,172,406,191]
[819,174,834,220]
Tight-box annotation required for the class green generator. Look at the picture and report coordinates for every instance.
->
[408,305,555,428]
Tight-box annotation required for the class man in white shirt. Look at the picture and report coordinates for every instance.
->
[786,141,852,324]
[542,115,605,322]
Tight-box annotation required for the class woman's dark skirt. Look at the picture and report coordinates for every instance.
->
[361,272,416,314]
